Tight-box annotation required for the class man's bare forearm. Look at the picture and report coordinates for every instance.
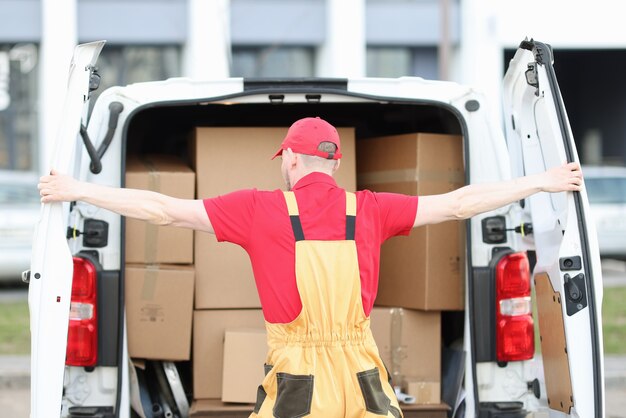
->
[39,170,214,232]
[77,182,171,225]
[451,173,542,219]
[414,162,583,227]
[39,170,171,224]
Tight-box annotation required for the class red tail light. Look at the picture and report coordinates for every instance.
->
[66,257,98,366]
[495,252,534,362]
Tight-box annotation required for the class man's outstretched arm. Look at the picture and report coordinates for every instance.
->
[38,169,214,233]
[414,162,583,227]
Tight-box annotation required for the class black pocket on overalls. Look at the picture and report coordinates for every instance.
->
[357,367,392,415]
[254,385,267,414]
[273,372,314,418]
[253,364,274,414]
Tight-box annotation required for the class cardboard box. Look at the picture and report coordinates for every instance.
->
[192,127,356,309]
[125,155,195,264]
[403,379,441,404]
[222,328,268,403]
[125,265,194,360]
[357,133,465,310]
[378,222,464,310]
[369,307,441,385]
[193,309,266,399]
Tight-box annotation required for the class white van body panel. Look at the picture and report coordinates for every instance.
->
[104,78,245,106]
[29,41,105,418]
[503,42,604,417]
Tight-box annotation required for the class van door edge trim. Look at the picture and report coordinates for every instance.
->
[533,40,603,418]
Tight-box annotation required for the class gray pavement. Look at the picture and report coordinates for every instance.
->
[602,258,626,288]
[0,355,29,390]
[0,387,29,418]
[0,285,28,302]
[606,355,626,388]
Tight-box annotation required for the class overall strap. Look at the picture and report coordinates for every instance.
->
[345,192,356,241]
[283,191,356,241]
[283,191,305,241]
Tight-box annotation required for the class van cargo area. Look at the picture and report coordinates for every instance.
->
[121,99,467,417]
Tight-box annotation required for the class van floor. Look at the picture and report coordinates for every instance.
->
[188,399,450,417]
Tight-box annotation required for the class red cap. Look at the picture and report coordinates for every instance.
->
[272,117,342,160]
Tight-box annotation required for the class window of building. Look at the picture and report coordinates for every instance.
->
[0,44,38,171]
[231,46,314,78]
[89,45,181,111]
[367,46,438,79]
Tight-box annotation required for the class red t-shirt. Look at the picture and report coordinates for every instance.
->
[203,172,418,324]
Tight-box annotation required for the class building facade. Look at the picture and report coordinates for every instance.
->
[0,0,624,173]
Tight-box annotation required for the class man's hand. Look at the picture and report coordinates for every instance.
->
[414,161,585,227]
[37,169,215,233]
[538,162,583,193]
[38,169,85,203]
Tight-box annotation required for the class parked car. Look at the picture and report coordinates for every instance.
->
[0,170,39,283]
[583,165,626,259]
[27,39,604,418]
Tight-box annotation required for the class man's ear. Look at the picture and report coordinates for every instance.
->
[285,148,297,167]
[333,159,341,173]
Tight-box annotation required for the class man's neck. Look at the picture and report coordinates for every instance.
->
[290,169,333,188]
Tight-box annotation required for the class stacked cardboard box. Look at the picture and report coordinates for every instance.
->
[192,309,266,401]
[125,265,194,360]
[125,155,195,264]
[357,132,465,311]
[124,155,196,361]
[370,308,441,403]
[222,328,268,403]
[190,126,357,411]
[357,132,466,407]
[192,127,356,310]
[123,129,459,416]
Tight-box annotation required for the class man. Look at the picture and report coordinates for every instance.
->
[39,117,582,418]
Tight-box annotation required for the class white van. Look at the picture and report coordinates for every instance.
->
[27,39,605,418]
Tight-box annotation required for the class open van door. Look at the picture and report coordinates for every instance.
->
[503,39,605,417]
[28,41,105,417]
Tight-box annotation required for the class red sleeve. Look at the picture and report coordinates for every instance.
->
[374,192,419,242]
[203,189,257,247]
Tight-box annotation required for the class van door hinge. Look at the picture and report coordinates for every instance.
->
[88,66,101,96]
[525,62,540,96]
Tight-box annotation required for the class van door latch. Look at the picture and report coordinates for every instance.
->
[481,216,507,244]
[563,273,587,316]
[481,216,533,244]
[67,219,109,248]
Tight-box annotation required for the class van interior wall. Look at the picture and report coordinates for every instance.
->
[125,102,463,158]
[124,101,466,402]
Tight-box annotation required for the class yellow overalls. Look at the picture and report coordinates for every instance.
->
[250,191,403,418]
